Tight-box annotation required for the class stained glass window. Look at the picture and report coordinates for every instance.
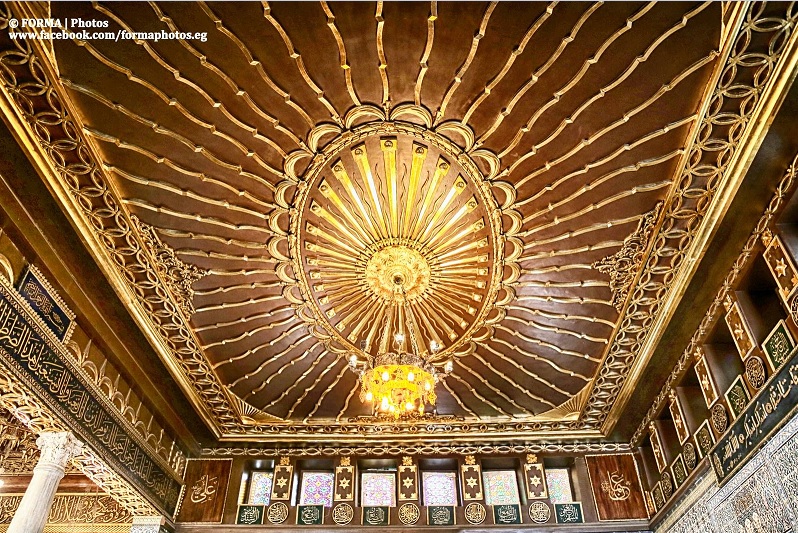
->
[545,468,573,503]
[361,472,397,507]
[422,471,458,506]
[299,471,335,507]
[482,470,520,505]
[248,471,273,505]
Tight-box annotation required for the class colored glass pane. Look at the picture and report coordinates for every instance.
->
[422,471,458,505]
[361,472,397,507]
[300,471,335,507]
[482,470,520,505]
[545,468,573,503]
[248,471,273,505]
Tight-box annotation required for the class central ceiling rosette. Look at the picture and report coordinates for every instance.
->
[276,119,521,367]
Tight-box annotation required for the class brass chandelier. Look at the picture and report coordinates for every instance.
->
[349,274,452,417]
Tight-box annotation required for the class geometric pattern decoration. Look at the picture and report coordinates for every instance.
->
[461,461,483,501]
[271,464,294,502]
[422,472,458,506]
[398,462,419,502]
[656,409,798,532]
[724,299,756,359]
[335,463,355,502]
[361,473,397,507]
[483,470,520,506]
[299,472,335,507]
[545,468,573,504]
[523,462,548,499]
[248,471,273,505]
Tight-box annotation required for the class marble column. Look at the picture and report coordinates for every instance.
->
[7,432,83,533]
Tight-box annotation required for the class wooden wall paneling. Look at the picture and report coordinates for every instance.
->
[176,458,233,524]
[585,454,649,521]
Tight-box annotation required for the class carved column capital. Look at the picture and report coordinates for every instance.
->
[35,432,82,471]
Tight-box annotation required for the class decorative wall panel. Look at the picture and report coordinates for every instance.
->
[361,473,396,507]
[247,471,272,505]
[545,468,573,504]
[176,459,231,524]
[585,454,648,521]
[655,409,798,532]
[482,470,520,506]
[298,472,334,507]
[421,472,457,506]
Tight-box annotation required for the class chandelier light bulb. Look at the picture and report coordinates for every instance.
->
[430,340,439,352]
[407,371,415,382]
[382,397,389,410]
[382,371,390,382]
[395,332,405,344]
[406,402,414,411]
[425,381,431,391]
[365,391,373,401]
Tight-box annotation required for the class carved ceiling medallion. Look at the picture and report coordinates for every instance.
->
[276,119,520,365]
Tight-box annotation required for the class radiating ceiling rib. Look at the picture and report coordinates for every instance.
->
[516,115,695,201]
[262,1,342,123]
[375,1,389,108]
[193,308,293,333]
[477,2,606,146]
[196,2,314,134]
[447,370,515,417]
[521,179,673,231]
[304,360,353,422]
[478,342,587,395]
[506,306,616,329]
[462,1,558,126]
[260,350,336,411]
[286,356,347,419]
[334,377,362,422]
[434,1,497,123]
[504,48,717,165]
[503,314,608,345]
[413,1,437,106]
[320,1,362,107]
[239,343,324,393]
[466,351,558,410]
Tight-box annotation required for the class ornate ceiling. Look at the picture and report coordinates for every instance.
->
[5,1,793,444]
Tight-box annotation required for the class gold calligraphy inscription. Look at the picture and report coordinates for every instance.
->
[600,470,632,501]
[190,474,218,505]
[0,289,181,511]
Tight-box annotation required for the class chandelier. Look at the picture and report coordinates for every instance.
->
[349,274,452,418]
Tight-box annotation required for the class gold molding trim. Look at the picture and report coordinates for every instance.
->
[595,2,798,434]
[632,150,798,446]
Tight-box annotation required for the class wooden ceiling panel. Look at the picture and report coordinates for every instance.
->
[31,0,744,440]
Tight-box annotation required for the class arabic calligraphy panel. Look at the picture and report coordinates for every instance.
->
[492,504,522,525]
[427,505,455,526]
[554,502,584,524]
[236,505,264,525]
[585,454,648,521]
[176,459,231,524]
